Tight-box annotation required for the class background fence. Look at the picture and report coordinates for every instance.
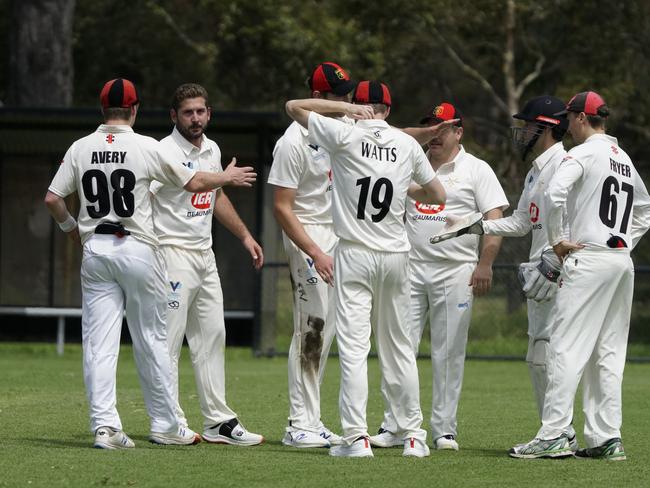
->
[1,107,649,359]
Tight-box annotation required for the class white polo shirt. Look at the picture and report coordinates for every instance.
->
[268,120,352,225]
[48,124,195,246]
[407,145,509,263]
[151,127,222,251]
[483,142,567,262]
[307,112,435,252]
[546,133,650,250]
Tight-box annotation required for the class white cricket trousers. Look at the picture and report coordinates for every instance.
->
[283,224,337,432]
[336,240,426,445]
[161,246,236,430]
[80,234,179,434]
[538,250,634,447]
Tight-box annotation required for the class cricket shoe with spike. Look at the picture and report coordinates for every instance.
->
[329,436,374,458]
[403,437,430,457]
[94,426,135,450]
[508,434,573,459]
[149,425,201,445]
[575,438,626,461]
[202,418,264,446]
[369,428,402,448]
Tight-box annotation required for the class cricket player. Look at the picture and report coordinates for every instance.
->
[441,96,578,449]
[286,81,449,458]
[269,62,356,448]
[510,91,650,460]
[151,83,264,446]
[370,102,508,451]
[43,78,256,449]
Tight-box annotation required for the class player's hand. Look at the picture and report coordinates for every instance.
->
[428,119,461,137]
[313,250,334,286]
[469,263,492,296]
[345,103,374,120]
[242,235,264,270]
[223,157,257,187]
[552,240,584,262]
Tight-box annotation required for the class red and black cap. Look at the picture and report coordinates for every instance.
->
[419,102,462,126]
[352,81,391,106]
[514,95,568,131]
[308,62,356,96]
[100,78,139,109]
[555,91,609,117]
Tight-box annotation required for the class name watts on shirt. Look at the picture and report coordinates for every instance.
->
[361,142,397,162]
[91,151,127,164]
[610,158,631,177]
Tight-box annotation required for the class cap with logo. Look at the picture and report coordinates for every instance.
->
[308,62,356,96]
[352,81,391,106]
[100,78,139,109]
[419,102,462,126]
[555,91,609,117]
[513,95,568,131]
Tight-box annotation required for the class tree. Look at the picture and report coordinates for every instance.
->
[6,0,75,107]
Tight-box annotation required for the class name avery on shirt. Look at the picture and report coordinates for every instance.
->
[90,151,127,164]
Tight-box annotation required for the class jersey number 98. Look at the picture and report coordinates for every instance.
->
[82,169,136,218]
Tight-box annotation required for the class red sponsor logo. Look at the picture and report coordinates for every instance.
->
[415,201,445,214]
[191,192,213,209]
[529,202,540,223]
[328,169,332,181]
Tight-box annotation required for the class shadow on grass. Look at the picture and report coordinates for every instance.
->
[24,437,89,449]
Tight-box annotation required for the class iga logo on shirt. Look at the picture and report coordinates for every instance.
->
[415,202,445,215]
[191,192,213,209]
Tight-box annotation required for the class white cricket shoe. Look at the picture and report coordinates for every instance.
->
[369,428,402,448]
[508,434,573,459]
[403,437,430,458]
[319,425,343,446]
[435,435,459,451]
[282,429,330,448]
[149,425,201,445]
[329,436,374,458]
[93,426,135,450]
[203,418,264,446]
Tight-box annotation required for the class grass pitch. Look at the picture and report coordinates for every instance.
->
[1,343,649,487]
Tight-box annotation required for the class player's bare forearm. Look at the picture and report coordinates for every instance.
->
[214,190,251,241]
[408,178,446,205]
[400,121,462,145]
[478,208,505,267]
[273,192,323,260]
[286,99,374,128]
[185,158,256,192]
[44,191,72,223]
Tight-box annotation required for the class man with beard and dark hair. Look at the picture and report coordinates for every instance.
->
[150,83,264,446]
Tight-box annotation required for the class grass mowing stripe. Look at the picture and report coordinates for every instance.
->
[0,343,649,487]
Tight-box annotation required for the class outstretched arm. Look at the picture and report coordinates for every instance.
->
[213,189,263,270]
[285,99,374,129]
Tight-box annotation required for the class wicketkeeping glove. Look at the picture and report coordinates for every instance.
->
[518,262,556,302]
[536,248,562,282]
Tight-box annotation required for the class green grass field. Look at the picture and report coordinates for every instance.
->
[1,343,649,487]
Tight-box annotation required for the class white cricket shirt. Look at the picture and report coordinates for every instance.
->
[307,112,435,252]
[151,127,223,250]
[546,133,650,250]
[268,120,351,225]
[48,125,195,246]
[483,142,567,261]
[407,146,509,262]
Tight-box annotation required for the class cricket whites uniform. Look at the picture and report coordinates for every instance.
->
[540,133,650,446]
[382,146,508,441]
[151,127,238,430]
[268,121,339,435]
[48,124,195,434]
[308,112,434,445]
[482,142,567,418]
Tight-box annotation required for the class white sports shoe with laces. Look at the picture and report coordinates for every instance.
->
[369,428,402,448]
[94,426,135,449]
[403,437,430,457]
[202,418,264,446]
[282,429,330,448]
[149,425,201,445]
[329,436,374,458]
[435,435,459,450]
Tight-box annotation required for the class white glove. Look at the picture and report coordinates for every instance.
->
[518,263,556,302]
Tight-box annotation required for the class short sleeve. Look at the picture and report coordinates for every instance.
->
[412,143,436,186]
[268,135,303,189]
[307,112,348,153]
[473,160,509,213]
[146,142,196,188]
[48,144,78,197]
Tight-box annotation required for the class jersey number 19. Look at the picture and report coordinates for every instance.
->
[356,176,393,223]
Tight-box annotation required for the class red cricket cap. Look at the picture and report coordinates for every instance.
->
[352,80,391,106]
[555,91,609,117]
[420,102,463,126]
[100,78,139,109]
[308,62,356,96]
